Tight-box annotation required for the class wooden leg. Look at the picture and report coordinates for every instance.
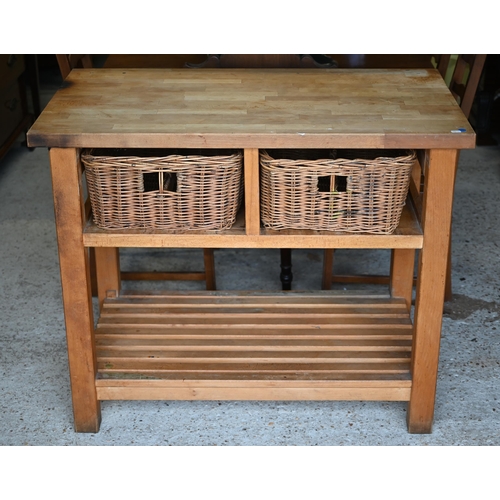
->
[407,149,458,433]
[203,249,216,290]
[390,249,415,311]
[444,231,453,302]
[444,151,460,302]
[322,249,334,290]
[49,148,101,433]
[89,248,98,297]
[95,247,121,309]
[280,248,292,290]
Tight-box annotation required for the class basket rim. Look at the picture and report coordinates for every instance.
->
[260,149,416,165]
[81,148,243,162]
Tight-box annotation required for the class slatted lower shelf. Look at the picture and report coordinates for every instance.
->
[94,292,413,401]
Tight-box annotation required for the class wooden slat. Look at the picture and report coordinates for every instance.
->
[97,370,410,380]
[102,297,407,308]
[98,349,411,359]
[101,304,407,313]
[96,386,411,401]
[96,378,412,387]
[94,292,413,400]
[98,318,410,326]
[98,366,411,376]
[106,294,402,304]
[96,324,413,334]
[97,341,412,349]
[95,335,412,345]
[100,305,408,316]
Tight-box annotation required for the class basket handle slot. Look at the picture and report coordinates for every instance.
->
[143,171,177,193]
[318,175,347,193]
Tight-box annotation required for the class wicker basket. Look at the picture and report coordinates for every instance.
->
[260,149,416,234]
[82,149,243,230]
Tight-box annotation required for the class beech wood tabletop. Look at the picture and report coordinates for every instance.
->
[27,68,475,150]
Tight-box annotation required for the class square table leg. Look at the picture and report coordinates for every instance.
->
[390,248,415,311]
[407,148,459,433]
[49,147,101,433]
[95,247,121,309]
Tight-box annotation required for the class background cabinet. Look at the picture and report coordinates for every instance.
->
[0,54,39,162]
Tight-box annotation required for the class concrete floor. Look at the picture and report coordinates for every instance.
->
[1,68,499,446]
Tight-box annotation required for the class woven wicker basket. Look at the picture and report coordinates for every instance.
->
[82,149,243,230]
[260,149,416,234]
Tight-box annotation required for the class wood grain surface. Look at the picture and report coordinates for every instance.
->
[27,68,475,150]
[94,292,412,402]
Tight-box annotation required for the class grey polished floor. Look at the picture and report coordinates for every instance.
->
[0,68,499,446]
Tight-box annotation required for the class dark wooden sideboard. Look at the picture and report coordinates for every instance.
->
[0,55,40,162]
